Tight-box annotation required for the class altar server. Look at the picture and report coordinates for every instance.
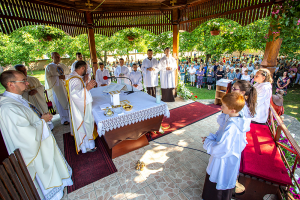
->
[142,49,159,97]
[114,58,130,84]
[71,52,92,82]
[252,68,273,124]
[159,47,177,102]
[66,61,97,154]
[45,52,70,125]
[129,63,143,90]
[96,62,111,87]
[202,93,250,200]
[15,64,54,130]
[0,70,73,200]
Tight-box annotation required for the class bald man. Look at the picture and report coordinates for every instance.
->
[45,52,70,125]
[0,70,73,199]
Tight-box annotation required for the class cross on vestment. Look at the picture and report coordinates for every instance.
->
[85,0,93,9]
[170,0,177,6]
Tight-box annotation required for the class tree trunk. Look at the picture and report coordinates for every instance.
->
[104,51,107,65]
[205,54,211,64]
[127,49,130,62]
[239,51,242,59]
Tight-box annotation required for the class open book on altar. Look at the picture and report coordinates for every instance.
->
[103,83,128,93]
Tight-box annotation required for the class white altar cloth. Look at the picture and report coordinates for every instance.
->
[91,86,170,136]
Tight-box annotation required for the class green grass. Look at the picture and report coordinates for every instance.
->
[1,70,299,122]
[0,70,45,94]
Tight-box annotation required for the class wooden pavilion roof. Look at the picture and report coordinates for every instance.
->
[0,0,281,37]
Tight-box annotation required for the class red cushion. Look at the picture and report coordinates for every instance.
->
[240,123,293,186]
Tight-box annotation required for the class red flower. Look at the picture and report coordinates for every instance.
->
[194,96,198,98]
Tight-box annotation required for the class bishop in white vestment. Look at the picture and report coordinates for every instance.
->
[71,52,92,82]
[142,49,159,97]
[15,65,54,130]
[159,47,177,102]
[0,70,73,200]
[66,61,97,154]
[129,64,143,90]
[45,52,70,125]
[114,58,130,85]
[96,62,111,87]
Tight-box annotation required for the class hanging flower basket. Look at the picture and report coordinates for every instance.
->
[210,30,220,36]
[43,35,53,41]
[127,36,135,41]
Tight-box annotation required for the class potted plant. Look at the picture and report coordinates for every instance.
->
[34,25,64,41]
[208,22,221,35]
[125,29,139,41]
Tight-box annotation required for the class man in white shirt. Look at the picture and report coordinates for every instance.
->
[96,62,111,87]
[142,49,159,97]
[15,64,54,130]
[71,52,92,82]
[0,70,73,200]
[159,47,177,102]
[66,61,97,153]
[45,52,70,125]
[129,63,143,90]
[114,58,130,85]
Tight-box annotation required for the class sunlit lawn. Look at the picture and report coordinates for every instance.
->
[1,70,299,122]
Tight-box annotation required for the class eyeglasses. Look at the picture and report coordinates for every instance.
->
[232,87,240,91]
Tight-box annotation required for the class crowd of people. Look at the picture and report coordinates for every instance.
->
[0,50,298,200]
[179,56,300,96]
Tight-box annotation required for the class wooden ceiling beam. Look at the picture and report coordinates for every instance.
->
[94,23,171,28]
[179,1,277,24]
[0,14,86,28]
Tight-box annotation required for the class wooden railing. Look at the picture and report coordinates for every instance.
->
[268,105,300,200]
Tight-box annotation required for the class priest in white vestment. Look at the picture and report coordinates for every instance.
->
[96,62,111,87]
[71,52,92,82]
[0,70,73,200]
[114,58,130,85]
[129,63,143,90]
[45,52,70,125]
[66,61,98,154]
[15,65,54,130]
[159,47,177,102]
[142,49,159,97]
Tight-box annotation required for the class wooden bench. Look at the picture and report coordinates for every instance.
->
[0,149,40,200]
[237,106,299,200]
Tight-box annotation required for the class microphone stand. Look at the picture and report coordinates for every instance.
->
[106,76,134,94]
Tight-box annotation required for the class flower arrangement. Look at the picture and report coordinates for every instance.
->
[177,75,197,100]
[269,0,300,40]
[208,21,221,31]
[33,25,64,41]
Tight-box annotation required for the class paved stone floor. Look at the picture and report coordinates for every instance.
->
[51,98,281,200]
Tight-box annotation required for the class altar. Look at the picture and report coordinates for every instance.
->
[90,86,170,158]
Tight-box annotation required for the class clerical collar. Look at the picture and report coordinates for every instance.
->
[148,57,152,60]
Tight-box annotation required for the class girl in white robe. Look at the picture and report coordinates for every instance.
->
[96,67,111,87]
[202,93,251,200]
[252,69,273,124]
[129,65,143,91]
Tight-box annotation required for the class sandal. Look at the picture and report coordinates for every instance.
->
[87,147,97,153]
[63,121,69,125]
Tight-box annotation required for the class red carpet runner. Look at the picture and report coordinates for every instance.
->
[64,133,117,193]
[147,102,221,141]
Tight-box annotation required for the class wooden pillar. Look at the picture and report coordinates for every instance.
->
[85,11,98,76]
[172,9,179,89]
[261,28,282,75]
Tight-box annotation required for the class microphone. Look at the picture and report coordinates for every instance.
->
[103,76,134,94]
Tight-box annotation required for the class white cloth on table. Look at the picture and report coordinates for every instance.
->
[0,91,72,200]
[252,82,272,123]
[96,69,111,86]
[66,71,95,153]
[53,91,69,124]
[141,58,159,87]
[91,86,170,136]
[204,113,250,190]
[129,71,143,90]
[114,65,130,85]
[159,55,177,89]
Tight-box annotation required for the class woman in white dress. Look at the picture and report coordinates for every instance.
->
[252,68,273,124]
